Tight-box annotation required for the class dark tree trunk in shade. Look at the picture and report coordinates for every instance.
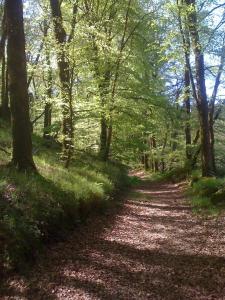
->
[185,0,214,176]
[43,22,52,139]
[100,116,108,161]
[144,154,149,170]
[5,0,36,171]
[152,136,159,172]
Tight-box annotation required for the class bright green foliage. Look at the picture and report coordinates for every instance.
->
[191,177,224,197]
[188,176,225,215]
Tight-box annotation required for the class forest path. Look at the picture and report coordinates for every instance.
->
[1,175,225,300]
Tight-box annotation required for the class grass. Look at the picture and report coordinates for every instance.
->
[191,196,220,216]
[187,175,225,216]
[0,121,129,270]
[145,166,190,183]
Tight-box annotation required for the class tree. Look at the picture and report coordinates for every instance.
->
[49,0,77,166]
[184,0,215,176]
[0,6,10,120]
[5,0,36,171]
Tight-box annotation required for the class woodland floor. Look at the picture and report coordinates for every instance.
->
[1,173,225,300]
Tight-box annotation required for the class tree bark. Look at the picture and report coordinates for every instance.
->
[185,0,214,176]
[5,0,36,171]
[184,66,192,161]
[152,136,159,172]
[100,116,108,160]
[177,0,193,163]
[43,21,52,139]
[49,0,74,160]
[208,40,225,173]
[1,47,10,120]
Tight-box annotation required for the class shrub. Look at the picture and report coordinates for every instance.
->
[191,177,224,198]
[190,170,201,186]
[155,167,190,183]
[189,176,225,215]
[211,187,225,205]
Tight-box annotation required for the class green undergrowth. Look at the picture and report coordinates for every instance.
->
[0,122,129,270]
[147,167,190,183]
[127,175,142,186]
[187,175,225,216]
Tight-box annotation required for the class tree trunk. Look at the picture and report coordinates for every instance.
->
[99,70,111,160]
[49,0,74,160]
[91,38,112,161]
[208,40,225,173]
[1,48,10,120]
[152,136,159,172]
[185,0,214,176]
[144,153,150,170]
[43,22,52,139]
[105,122,112,160]
[99,116,108,160]
[43,103,52,139]
[195,53,214,176]
[184,67,192,161]
[5,0,36,171]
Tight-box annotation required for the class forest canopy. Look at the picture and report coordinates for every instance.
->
[0,0,224,177]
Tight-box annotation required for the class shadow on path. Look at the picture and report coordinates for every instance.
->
[1,177,225,299]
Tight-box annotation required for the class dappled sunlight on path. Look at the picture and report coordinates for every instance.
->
[1,178,225,299]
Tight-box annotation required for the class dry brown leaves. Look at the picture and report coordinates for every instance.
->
[1,179,225,299]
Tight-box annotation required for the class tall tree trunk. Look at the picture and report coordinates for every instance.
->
[49,0,74,161]
[0,9,10,121]
[98,69,111,160]
[105,122,112,160]
[208,39,225,173]
[91,35,112,161]
[43,102,52,139]
[43,21,52,139]
[5,0,36,171]
[161,132,168,172]
[185,0,214,176]
[152,136,159,172]
[184,66,192,161]
[98,0,132,161]
[100,116,108,160]
[1,47,10,120]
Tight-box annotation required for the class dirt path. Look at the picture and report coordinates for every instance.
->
[1,178,225,300]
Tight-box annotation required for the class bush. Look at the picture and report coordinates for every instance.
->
[153,167,190,183]
[189,176,225,215]
[191,177,224,197]
[211,187,225,205]
[190,170,201,186]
